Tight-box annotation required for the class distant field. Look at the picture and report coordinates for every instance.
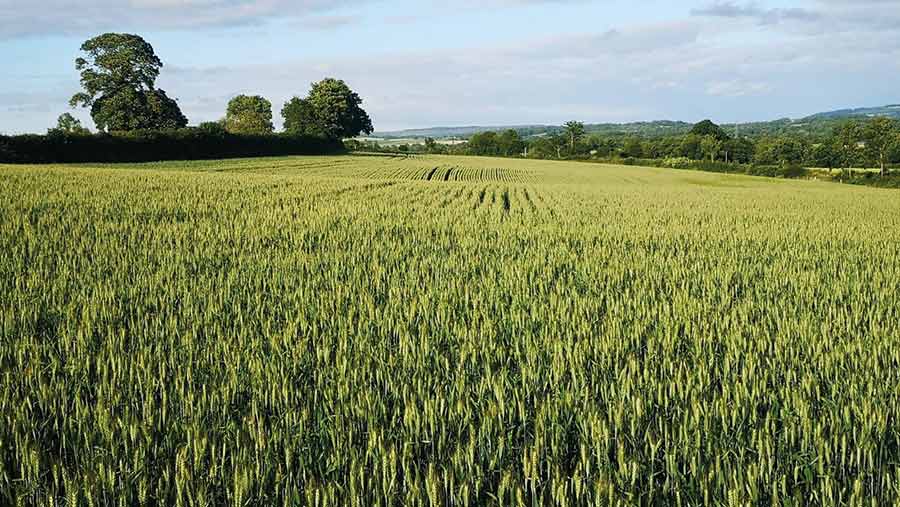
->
[355,137,468,147]
[2,155,900,505]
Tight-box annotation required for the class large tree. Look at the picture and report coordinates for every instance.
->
[468,132,500,156]
[281,97,324,137]
[69,33,187,131]
[834,121,862,178]
[563,121,586,152]
[283,78,373,140]
[91,88,186,131]
[497,130,525,157]
[754,136,804,167]
[225,95,274,135]
[700,135,723,162]
[622,137,645,158]
[809,142,840,170]
[690,120,730,142]
[863,117,897,177]
[679,134,704,160]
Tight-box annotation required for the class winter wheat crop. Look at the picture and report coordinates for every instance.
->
[2,154,899,506]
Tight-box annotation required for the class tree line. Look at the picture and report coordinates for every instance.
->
[5,33,373,163]
[57,33,373,140]
[369,118,900,180]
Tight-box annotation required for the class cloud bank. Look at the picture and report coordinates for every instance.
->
[0,0,365,39]
[1,1,899,133]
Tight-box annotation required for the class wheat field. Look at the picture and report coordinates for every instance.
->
[2,154,899,506]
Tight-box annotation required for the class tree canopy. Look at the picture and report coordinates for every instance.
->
[91,88,187,132]
[690,120,730,141]
[282,98,324,137]
[466,130,526,157]
[225,95,274,135]
[283,79,373,140]
[863,117,898,176]
[69,33,187,131]
[48,113,90,136]
[563,121,586,151]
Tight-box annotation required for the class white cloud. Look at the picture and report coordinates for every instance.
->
[0,0,363,39]
[2,1,899,133]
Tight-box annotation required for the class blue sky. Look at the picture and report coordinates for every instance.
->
[1,0,898,133]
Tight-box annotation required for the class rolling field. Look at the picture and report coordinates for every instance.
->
[2,154,900,506]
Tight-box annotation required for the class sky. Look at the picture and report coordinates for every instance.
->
[1,0,899,134]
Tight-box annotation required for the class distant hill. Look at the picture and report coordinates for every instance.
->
[372,104,900,140]
[371,122,690,139]
[583,121,693,138]
[371,125,553,139]
[804,105,900,120]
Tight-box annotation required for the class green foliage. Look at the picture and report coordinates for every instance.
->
[776,164,807,178]
[690,119,730,141]
[467,130,526,157]
[678,134,703,159]
[834,120,864,170]
[889,136,900,165]
[286,78,373,140]
[197,120,227,135]
[467,131,500,156]
[89,88,187,132]
[0,130,342,163]
[808,143,840,169]
[699,135,723,162]
[70,33,187,132]
[621,137,645,158]
[863,117,898,176]
[225,95,274,135]
[1,155,899,505]
[660,156,695,169]
[378,105,900,143]
[48,113,90,136]
[563,121,586,150]
[724,137,755,164]
[282,97,324,137]
[71,33,161,99]
[497,130,526,156]
[449,118,894,187]
[753,137,804,166]
[423,137,439,154]
[526,135,563,159]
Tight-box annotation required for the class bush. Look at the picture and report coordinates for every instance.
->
[690,160,734,173]
[660,157,694,169]
[776,164,807,179]
[746,165,778,177]
[197,121,227,136]
[0,128,343,164]
[660,157,748,174]
[0,139,11,162]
